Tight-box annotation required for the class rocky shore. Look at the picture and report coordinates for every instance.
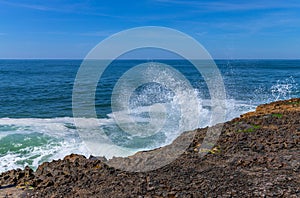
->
[0,98,299,197]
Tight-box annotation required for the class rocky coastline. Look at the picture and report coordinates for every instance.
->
[0,98,299,197]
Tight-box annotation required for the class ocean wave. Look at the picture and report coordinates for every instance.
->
[0,98,257,172]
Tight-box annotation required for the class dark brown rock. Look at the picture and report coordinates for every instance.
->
[1,98,299,197]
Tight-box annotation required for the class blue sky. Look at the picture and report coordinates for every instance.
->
[0,0,300,59]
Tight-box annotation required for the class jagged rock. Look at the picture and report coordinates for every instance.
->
[0,98,299,197]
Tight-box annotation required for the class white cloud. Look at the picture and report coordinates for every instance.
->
[77,31,116,37]
[154,0,300,12]
[23,30,116,38]
[0,0,57,11]
[0,0,118,18]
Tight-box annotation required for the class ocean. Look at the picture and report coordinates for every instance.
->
[0,59,299,172]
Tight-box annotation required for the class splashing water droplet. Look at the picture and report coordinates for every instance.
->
[271,76,298,101]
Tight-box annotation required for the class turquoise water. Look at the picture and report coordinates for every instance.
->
[0,59,299,172]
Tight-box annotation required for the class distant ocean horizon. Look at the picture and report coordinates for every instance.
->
[0,59,299,172]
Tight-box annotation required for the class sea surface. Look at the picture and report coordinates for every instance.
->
[0,59,299,172]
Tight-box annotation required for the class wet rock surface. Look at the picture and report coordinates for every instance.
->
[0,98,299,197]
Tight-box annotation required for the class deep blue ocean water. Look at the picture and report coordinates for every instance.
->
[0,59,299,172]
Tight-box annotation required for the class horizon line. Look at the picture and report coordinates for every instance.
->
[1,58,300,60]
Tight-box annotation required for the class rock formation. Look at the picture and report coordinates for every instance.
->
[0,98,299,197]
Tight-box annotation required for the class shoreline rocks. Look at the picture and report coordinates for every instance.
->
[0,98,299,197]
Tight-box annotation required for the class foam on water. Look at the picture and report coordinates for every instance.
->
[0,97,256,173]
[0,117,89,172]
[0,72,299,172]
